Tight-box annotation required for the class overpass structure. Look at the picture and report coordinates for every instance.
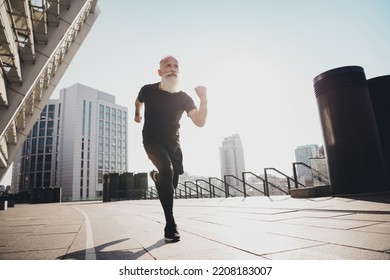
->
[0,0,100,181]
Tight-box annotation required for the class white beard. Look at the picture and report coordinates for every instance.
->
[160,74,180,93]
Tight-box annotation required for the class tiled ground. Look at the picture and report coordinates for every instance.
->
[0,193,389,260]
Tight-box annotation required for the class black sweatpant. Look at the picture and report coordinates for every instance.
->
[144,141,183,225]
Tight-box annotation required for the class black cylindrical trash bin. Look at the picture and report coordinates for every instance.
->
[122,172,135,199]
[135,173,148,199]
[313,66,388,195]
[108,173,120,201]
[103,174,109,202]
[368,75,390,191]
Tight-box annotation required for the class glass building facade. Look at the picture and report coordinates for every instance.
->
[18,103,59,191]
[13,84,128,201]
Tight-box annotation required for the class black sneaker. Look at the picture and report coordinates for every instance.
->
[150,170,159,185]
[164,224,180,242]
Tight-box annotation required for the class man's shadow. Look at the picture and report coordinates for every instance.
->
[59,238,168,260]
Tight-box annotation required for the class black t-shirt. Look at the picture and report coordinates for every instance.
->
[137,83,197,145]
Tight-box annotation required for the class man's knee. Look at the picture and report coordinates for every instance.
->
[159,164,174,176]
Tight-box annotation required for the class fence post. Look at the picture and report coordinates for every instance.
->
[242,172,247,197]
[263,169,269,196]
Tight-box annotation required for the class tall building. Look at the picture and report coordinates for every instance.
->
[12,84,128,201]
[294,144,323,179]
[219,134,246,194]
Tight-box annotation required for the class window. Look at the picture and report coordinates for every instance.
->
[36,173,43,188]
[111,140,116,153]
[29,173,35,189]
[37,155,43,171]
[48,105,55,120]
[104,154,110,169]
[88,102,92,140]
[111,154,116,169]
[117,125,122,139]
[105,122,110,136]
[39,121,46,136]
[105,137,110,153]
[38,138,44,153]
[98,171,103,184]
[111,108,116,123]
[32,138,37,154]
[45,155,51,171]
[44,172,51,187]
[117,140,122,154]
[122,125,127,140]
[30,155,36,172]
[82,100,86,136]
[98,137,103,153]
[117,110,122,124]
[46,137,53,153]
[99,121,104,136]
[112,125,116,139]
[105,106,110,121]
[123,158,127,170]
[32,122,38,137]
[122,111,127,126]
[98,153,103,168]
[47,121,54,136]
[99,104,104,120]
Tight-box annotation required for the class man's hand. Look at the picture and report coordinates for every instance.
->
[134,112,142,123]
[194,86,207,101]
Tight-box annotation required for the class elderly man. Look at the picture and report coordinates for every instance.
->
[134,56,208,242]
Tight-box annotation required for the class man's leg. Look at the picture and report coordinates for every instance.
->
[170,146,184,189]
[145,144,180,242]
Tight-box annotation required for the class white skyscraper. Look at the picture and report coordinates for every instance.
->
[12,84,128,201]
[219,134,246,194]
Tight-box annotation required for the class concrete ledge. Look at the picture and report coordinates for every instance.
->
[290,185,332,198]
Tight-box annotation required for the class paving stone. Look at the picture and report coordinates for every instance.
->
[0,194,389,260]
[264,244,390,260]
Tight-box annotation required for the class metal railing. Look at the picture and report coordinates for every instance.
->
[208,177,228,197]
[242,171,268,196]
[292,162,330,188]
[264,167,304,195]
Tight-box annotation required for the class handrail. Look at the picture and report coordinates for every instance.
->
[242,171,267,196]
[174,186,185,199]
[264,167,306,193]
[172,165,330,201]
[177,181,208,199]
[292,162,330,188]
[224,174,247,197]
[177,182,195,199]
[209,177,229,198]
[195,179,221,198]
[185,181,203,198]
[243,170,288,196]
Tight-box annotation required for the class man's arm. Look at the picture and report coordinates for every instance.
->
[188,86,208,127]
[134,97,143,123]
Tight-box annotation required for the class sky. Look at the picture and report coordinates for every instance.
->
[2,0,390,185]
